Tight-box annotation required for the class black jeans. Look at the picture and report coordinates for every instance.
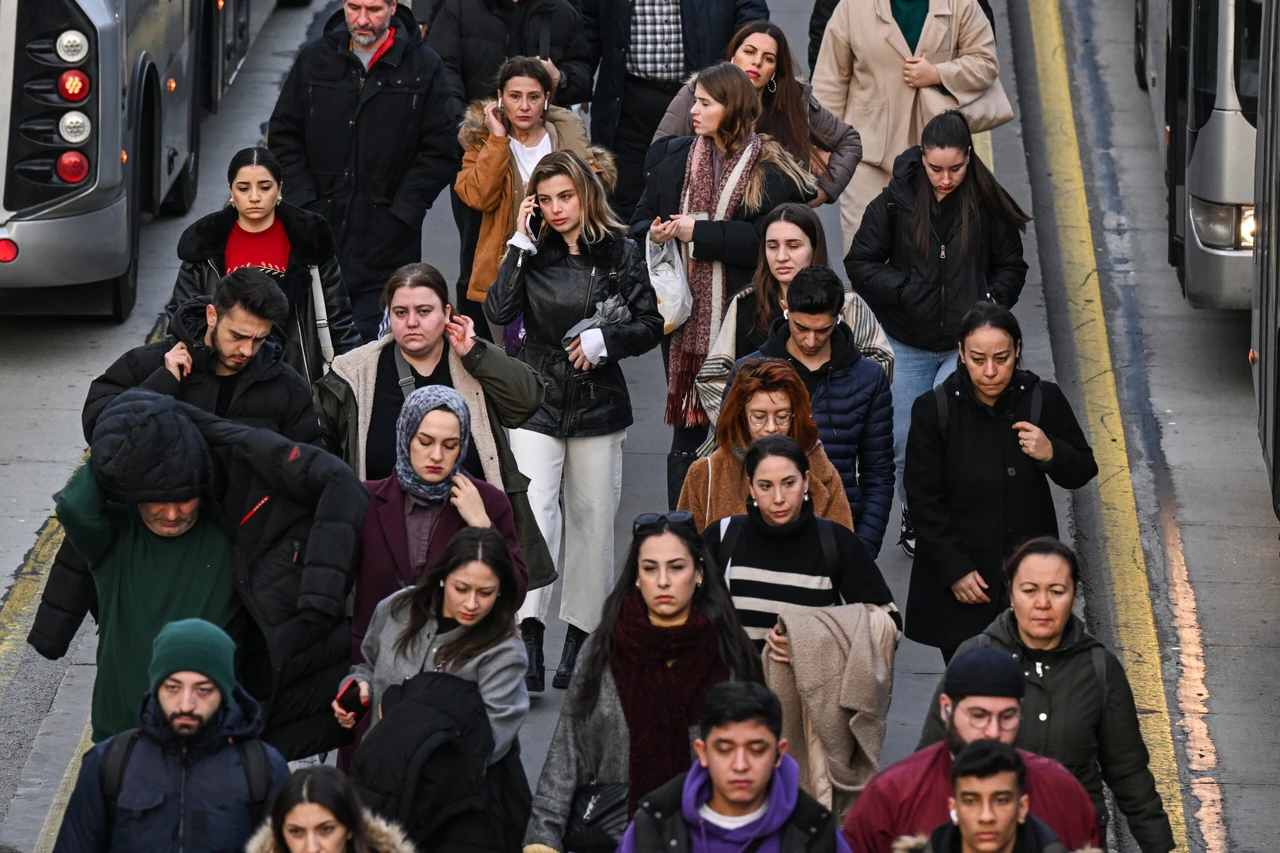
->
[610,75,685,222]
[450,187,493,342]
[661,333,709,509]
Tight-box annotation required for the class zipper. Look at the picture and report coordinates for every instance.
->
[560,263,598,434]
[178,745,188,852]
[938,241,947,336]
[1035,661,1043,677]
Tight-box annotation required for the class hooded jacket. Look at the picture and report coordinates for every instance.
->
[166,202,363,385]
[484,229,663,437]
[52,688,290,853]
[890,815,1078,853]
[619,756,847,853]
[844,147,1028,352]
[916,612,1176,853]
[267,5,459,294]
[246,810,417,853]
[737,320,895,557]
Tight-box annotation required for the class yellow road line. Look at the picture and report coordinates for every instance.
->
[0,517,63,695]
[1028,1,1189,849]
[33,721,93,853]
[972,131,993,171]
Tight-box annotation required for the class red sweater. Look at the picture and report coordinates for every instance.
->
[841,741,1100,853]
[224,217,291,277]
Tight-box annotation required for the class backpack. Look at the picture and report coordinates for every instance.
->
[934,381,1042,435]
[717,514,841,592]
[99,728,272,827]
[975,633,1110,709]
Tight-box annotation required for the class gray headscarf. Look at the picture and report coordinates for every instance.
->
[395,386,472,502]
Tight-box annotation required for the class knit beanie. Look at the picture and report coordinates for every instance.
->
[91,389,214,504]
[148,619,237,701]
[943,645,1026,702]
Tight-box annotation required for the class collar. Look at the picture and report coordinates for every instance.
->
[350,26,399,68]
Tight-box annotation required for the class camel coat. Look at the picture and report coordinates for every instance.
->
[811,0,998,241]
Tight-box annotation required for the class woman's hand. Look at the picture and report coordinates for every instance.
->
[765,624,791,664]
[566,337,594,370]
[951,570,991,605]
[331,681,369,729]
[515,194,538,238]
[450,473,492,528]
[1013,422,1054,462]
[483,101,507,137]
[807,188,830,208]
[668,214,697,243]
[903,57,942,89]
[648,216,679,244]
[445,314,477,357]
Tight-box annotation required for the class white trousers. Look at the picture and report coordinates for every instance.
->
[510,428,626,632]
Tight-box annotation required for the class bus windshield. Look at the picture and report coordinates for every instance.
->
[1237,0,1263,126]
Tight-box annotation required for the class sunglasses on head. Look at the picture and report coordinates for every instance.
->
[633,510,697,536]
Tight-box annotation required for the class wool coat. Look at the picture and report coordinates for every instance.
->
[903,369,1097,650]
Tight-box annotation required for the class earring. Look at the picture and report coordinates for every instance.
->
[439,580,444,588]
[767,77,777,93]
[950,809,958,824]
[803,493,810,502]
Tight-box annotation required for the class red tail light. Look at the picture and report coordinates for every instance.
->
[58,69,90,102]
[0,240,17,262]
[55,150,89,183]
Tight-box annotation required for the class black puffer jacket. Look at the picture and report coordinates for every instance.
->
[484,230,663,437]
[844,146,1028,353]
[166,203,363,384]
[268,5,459,294]
[428,0,593,106]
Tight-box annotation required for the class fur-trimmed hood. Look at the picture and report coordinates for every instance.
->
[176,200,337,266]
[458,99,617,192]
[245,809,417,853]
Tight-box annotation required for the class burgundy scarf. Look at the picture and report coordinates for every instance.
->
[610,591,731,815]
[666,133,764,427]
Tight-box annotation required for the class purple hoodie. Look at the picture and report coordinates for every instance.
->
[618,755,852,853]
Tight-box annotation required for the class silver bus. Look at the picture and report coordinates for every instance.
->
[1135,0,1262,308]
[0,0,291,321]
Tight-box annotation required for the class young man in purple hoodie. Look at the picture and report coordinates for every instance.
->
[619,682,851,853]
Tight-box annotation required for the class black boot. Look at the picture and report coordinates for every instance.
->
[666,451,696,511]
[553,625,588,689]
[522,618,545,693]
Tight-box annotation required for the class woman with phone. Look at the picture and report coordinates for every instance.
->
[630,61,816,510]
[484,151,662,693]
[455,56,612,342]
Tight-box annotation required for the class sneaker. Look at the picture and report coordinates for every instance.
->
[899,504,916,559]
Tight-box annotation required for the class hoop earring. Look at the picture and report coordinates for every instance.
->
[767,77,777,93]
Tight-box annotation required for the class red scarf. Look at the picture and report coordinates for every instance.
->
[610,591,731,815]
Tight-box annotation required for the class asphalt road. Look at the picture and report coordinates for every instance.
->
[0,0,1272,850]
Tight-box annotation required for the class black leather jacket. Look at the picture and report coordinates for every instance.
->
[484,231,662,437]
[166,201,363,384]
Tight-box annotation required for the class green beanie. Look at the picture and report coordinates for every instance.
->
[149,619,237,701]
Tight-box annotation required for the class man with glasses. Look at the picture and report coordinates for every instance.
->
[842,646,1099,853]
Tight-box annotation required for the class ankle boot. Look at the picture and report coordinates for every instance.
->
[521,618,545,693]
[553,625,588,689]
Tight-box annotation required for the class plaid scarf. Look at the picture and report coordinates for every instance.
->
[666,133,763,427]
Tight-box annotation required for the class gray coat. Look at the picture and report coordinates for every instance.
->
[344,591,529,765]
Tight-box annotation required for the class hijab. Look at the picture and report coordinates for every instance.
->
[394,386,472,502]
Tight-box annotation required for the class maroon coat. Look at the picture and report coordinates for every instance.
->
[349,474,530,660]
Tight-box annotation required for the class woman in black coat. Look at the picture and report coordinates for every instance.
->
[166,147,363,384]
[845,112,1030,558]
[904,303,1097,660]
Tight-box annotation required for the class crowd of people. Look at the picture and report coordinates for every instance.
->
[28,0,1179,851]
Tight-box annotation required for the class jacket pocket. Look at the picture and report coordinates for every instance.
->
[847,97,889,167]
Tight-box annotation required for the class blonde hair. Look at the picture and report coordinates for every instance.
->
[527,150,625,246]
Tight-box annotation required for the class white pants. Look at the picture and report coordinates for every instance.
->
[510,428,626,632]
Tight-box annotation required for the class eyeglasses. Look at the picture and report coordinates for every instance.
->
[957,706,1022,732]
[633,510,697,536]
[746,411,794,429]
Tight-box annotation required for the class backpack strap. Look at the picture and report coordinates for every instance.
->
[718,516,746,571]
[99,728,142,827]
[1028,383,1043,425]
[934,384,950,436]
[235,738,273,828]
[815,517,840,593]
[1091,646,1110,712]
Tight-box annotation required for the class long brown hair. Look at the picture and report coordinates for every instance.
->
[724,21,815,169]
[391,527,519,670]
[716,357,820,453]
[693,62,762,154]
[527,150,625,247]
[908,111,1031,262]
[749,203,829,333]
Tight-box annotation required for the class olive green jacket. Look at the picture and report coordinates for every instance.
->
[917,611,1175,853]
[313,335,556,590]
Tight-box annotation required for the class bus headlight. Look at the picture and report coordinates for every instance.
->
[1240,205,1256,250]
[1190,197,1237,250]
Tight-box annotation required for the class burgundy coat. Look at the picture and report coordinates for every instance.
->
[349,474,530,660]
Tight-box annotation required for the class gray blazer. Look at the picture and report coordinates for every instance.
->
[653,80,863,203]
[344,591,529,765]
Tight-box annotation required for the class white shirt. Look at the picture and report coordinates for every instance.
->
[697,802,768,831]
[511,131,554,189]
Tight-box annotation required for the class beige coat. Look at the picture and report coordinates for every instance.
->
[763,604,899,820]
[811,0,998,240]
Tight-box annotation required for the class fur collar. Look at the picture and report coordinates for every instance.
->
[176,201,336,265]
[526,228,631,271]
[245,809,416,853]
[458,99,618,192]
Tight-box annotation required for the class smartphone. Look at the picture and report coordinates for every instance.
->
[337,681,367,722]
[528,206,544,240]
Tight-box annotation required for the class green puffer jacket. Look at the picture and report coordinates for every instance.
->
[916,611,1175,853]
[313,335,555,590]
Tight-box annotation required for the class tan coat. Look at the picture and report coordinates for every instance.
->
[678,444,854,533]
[811,0,998,239]
[763,604,898,820]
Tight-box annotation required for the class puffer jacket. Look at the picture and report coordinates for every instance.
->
[916,611,1176,853]
[484,230,663,437]
[166,202,363,384]
[737,320,895,557]
[427,0,593,106]
[52,688,290,853]
[844,146,1028,353]
[246,810,417,853]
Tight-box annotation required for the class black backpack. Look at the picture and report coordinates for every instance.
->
[99,728,272,827]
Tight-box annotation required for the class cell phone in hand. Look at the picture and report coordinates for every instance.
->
[337,681,367,722]
[528,207,544,240]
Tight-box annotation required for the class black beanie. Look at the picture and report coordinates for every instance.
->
[943,645,1026,702]
[90,389,213,504]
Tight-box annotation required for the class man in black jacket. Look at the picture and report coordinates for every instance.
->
[583,0,768,217]
[268,0,460,341]
[27,269,322,663]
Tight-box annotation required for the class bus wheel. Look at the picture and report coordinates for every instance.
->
[1134,0,1147,91]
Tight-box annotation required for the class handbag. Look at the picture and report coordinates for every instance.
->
[562,782,629,853]
[957,77,1014,133]
[310,265,335,373]
[646,235,692,335]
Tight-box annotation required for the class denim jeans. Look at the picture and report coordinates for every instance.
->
[889,335,959,506]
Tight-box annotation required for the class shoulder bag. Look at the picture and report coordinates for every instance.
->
[563,782,629,853]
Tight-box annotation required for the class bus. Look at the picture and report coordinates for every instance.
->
[1134,0,1262,308]
[0,0,299,321]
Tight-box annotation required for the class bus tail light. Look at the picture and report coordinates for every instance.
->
[55,151,89,183]
[57,69,90,102]
[0,240,17,262]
